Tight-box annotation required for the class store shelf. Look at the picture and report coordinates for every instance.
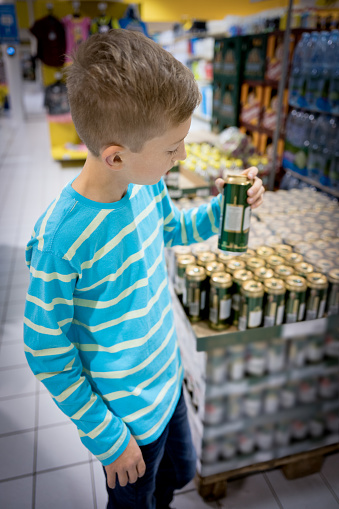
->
[201,433,339,477]
[203,400,339,440]
[205,358,338,401]
[240,120,284,139]
[286,170,339,198]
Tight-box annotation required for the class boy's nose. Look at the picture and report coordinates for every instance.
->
[176,141,187,162]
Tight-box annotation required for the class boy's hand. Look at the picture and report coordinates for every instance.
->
[104,435,146,489]
[215,166,265,209]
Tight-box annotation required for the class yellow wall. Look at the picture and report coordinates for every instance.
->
[141,0,291,22]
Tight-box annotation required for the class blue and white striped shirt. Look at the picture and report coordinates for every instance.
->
[24,178,221,465]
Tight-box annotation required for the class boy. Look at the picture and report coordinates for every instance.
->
[24,30,264,509]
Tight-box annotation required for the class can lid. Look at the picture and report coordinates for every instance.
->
[256,246,275,259]
[185,265,206,281]
[211,271,233,288]
[266,255,285,268]
[177,255,196,269]
[295,262,314,276]
[173,245,191,257]
[306,272,328,289]
[264,278,286,295]
[285,275,307,292]
[191,243,210,256]
[246,257,266,270]
[254,267,274,282]
[217,251,235,264]
[238,249,256,261]
[284,252,304,266]
[328,268,339,283]
[205,261,225,277]
[241,280,264,298]
[233,269,253,283]
[226,174,251,186]
[315,259,335,274]
[274,244,293,256]
[197,252,216,267]
[226,258,246,274]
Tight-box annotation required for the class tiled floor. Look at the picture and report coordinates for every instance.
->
[0,83,338,509]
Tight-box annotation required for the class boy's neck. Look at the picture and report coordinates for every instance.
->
[72,155,129,204]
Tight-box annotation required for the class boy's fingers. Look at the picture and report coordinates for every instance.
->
[215,178,225,192]
[107,471,116,489]
[137,458,146,477]
[248,176,263,196]
[251,194,264,209]
[127,467,139,484]
[240,166,258,179]
[118,470,128,487]
[248,183,265,203]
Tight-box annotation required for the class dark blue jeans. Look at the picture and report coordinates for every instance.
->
[103,388,197,509]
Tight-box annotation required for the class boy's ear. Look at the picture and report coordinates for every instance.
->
[101,145,125,169]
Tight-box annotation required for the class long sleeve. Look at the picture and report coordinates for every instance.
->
[159,180,222,247]
[24,249,130,465]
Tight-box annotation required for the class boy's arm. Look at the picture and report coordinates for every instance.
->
[24,250,144,483]
[161,167,264,247]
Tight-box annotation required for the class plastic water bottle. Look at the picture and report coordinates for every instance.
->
[307,114,331,182]
[283,110,313,175]
[306,32,329,111]
[302,32,319,109]
[328,30,339,114]
[289,33,310,108]
[329,125,339,189]
[320,116,337,187]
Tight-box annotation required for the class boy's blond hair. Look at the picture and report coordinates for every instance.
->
[66,30,201,157]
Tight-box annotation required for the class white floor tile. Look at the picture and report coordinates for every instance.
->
[266,469,339,509]
[0,365,37,398]
[0,475,33,509]
[321,453,339,500]
[0,394,36,435]
[92,458,108,509]
[38,392,70,427]
[0,430,35,480]
[173,487,219,508]
[36,422,89,472]
[0,341,27,368]
[35,463,94,509]
[217,473,281,509]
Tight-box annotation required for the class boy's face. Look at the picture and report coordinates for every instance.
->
[123,117,191,186]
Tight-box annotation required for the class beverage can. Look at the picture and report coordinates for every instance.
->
[305,272,328,320]
[209,272,233,330]
[184,265,207,321]
[284,275,307,323]
[218,174,253,254]
[327,268,339,316]
[263,278,286,327]
[239,280,265,330]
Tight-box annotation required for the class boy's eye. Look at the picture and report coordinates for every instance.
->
[168,147,179,156]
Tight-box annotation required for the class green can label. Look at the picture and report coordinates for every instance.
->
[264,293,285,327]
[285,290,306,323]
[327,281,339,316]
[218,175,252,254]
[306,288,328,320]
[209,287,232,329]
[239,295,263,330]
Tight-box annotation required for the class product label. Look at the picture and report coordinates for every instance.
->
[189,302,200,317]
[276,305,285,325]
[224,204,244,232]
[220,298,231,319]
[298,302,305,321]
[238,315,247,331]
[232,293,240,310]
[200,290,206,311]
[182,285,187,305]
[286,313,297,323]
[318,299,326,318]
[264,315,275,328]
[209,308,218,324]
[306,309,317,321]
[243,206,251,231]
[248,310,262,328]
[229,360,245,380]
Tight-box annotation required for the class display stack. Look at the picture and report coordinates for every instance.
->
[167,186,339,478]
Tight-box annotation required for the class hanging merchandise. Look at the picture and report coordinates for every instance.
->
[63,2,91,62]
[118,4,149,37]
[90,3,119,34]
[30,14,66,67]
[44,73,70,116]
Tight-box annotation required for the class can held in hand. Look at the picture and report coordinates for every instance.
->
[239,280,265,330]
[305,272,328,320]
[263,278,286,327]
[284,275,307,323]
[327,268,339,316]
[183,265,206,322]
[232,269,253,326]
[209,272,233,329]
[218,174,253,255]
